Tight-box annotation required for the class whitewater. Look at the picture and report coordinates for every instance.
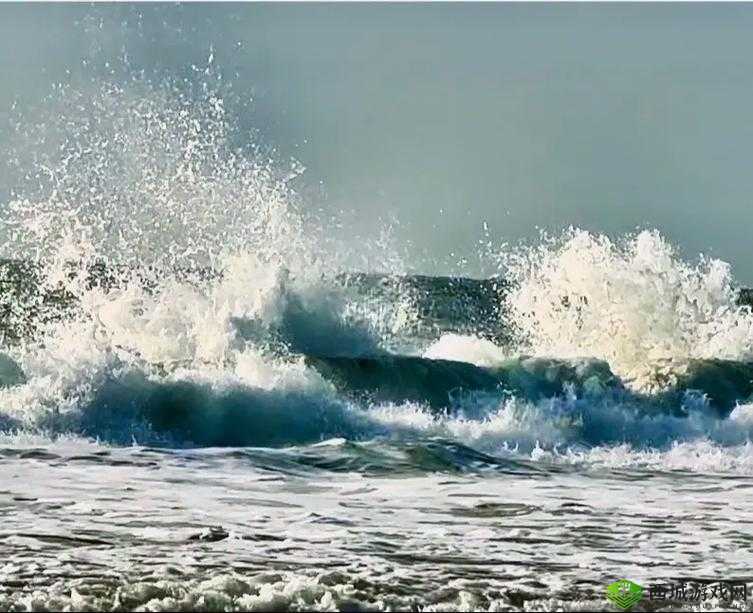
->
[1,70,753,612]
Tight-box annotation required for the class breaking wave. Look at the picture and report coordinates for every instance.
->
[2,63,753,473]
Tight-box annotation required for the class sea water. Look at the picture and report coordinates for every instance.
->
[1,68,752,612]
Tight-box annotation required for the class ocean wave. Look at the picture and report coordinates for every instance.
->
[502,228,753,391]
[3,346,753,460]
[3,69,753,473]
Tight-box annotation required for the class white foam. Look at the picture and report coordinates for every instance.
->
[423,333,509,367]
[729,402,753,426]
[502,228,753,391]
[0,71,417,428]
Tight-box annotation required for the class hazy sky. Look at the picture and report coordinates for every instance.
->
[2,3,753,278]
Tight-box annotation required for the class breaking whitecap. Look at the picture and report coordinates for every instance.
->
[2,61,753,612]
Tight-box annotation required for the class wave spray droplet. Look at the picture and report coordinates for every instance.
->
[0,68,417,438]
[502,228,753,390]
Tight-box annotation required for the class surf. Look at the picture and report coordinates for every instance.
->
[2,67,753,466]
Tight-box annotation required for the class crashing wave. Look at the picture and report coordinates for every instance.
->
[2,67,753,465]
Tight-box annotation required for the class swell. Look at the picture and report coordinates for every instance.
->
[306,355,753,417]
[3,348,753,448]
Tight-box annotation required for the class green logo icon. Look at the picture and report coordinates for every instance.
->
[606,579,644,610]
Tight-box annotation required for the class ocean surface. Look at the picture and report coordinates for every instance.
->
[2,70,753,612]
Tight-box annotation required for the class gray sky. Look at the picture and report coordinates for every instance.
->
[2,3,753,278]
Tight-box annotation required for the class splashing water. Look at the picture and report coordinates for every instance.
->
[1,59,753,461]
[501,227,753,390]
[3,69,311,269]
[0,68,420,436]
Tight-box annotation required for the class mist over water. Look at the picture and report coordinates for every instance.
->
[2,5,753,611]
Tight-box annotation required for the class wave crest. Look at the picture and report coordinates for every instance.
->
[502,228,753,390]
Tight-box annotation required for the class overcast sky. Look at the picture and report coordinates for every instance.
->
[2,3,753,278]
